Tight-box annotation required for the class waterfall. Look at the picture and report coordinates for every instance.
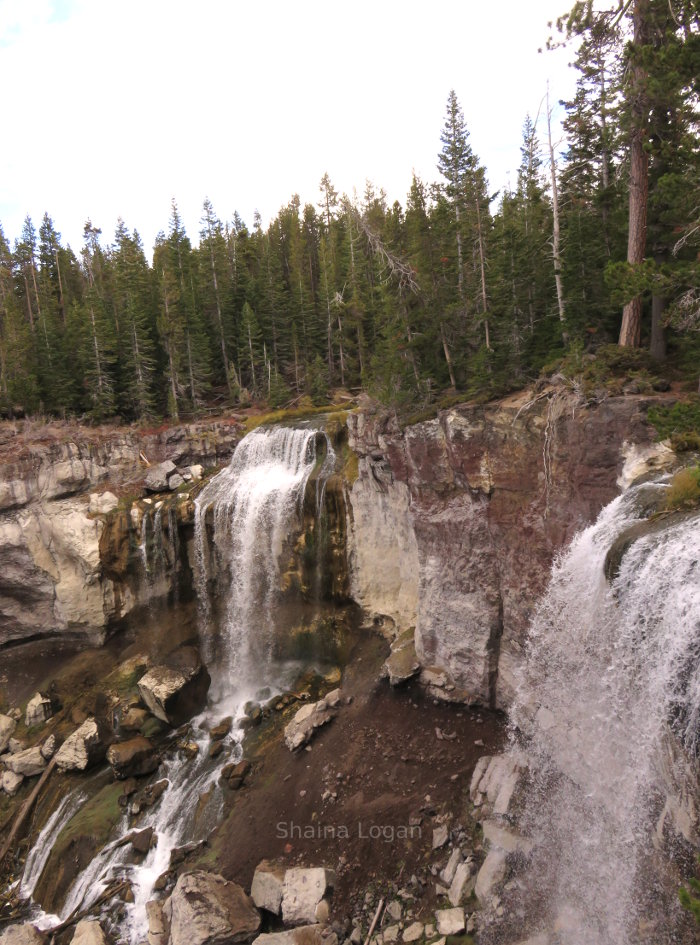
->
[20,792,87,900]
[490,484,700,945]
[194,424,327,699]
[23,423,333,942]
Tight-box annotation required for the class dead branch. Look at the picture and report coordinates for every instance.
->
[341,200,420,294]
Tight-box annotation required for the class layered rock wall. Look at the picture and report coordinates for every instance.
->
[347,390,676,708]
[0,420,241,646]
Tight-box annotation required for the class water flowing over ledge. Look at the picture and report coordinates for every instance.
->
[483,483,700,945]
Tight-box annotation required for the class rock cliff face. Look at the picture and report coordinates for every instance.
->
[0,420,241,646]
[347,390,676,709]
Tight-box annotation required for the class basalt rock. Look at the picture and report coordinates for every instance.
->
[347,391,673,709]
[107,736,159,779]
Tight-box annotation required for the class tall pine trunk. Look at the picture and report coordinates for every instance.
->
[619,0,649,348]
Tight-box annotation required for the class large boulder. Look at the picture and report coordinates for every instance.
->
[144,461,177,493]
[251,861,286,914]
[55,718,109,772]
[252,930,331,945]
[107,736,158,779]
[25,692,52,728]
[0,925,47,945]
[281,868,335,926]
[70,920,108,945]
[1,770,24,796]
[284,693,340,751]
[138,647,210,726]
[4,746,46,777]
[162,870,260,945]
[0,713,17,753]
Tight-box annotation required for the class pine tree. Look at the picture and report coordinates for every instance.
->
[112,220,159,419]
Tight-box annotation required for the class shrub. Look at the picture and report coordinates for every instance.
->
[648,397,700,448]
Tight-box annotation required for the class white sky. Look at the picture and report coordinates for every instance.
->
[0,0,577,254]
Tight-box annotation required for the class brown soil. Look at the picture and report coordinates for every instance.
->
[195,630,505,921]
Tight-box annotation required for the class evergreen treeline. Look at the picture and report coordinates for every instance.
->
[1,0,698,422]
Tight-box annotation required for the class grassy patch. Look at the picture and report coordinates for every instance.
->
[665,466,700,511]
[243,402,349,433]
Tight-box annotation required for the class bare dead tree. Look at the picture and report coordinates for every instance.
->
[341,198,421,295]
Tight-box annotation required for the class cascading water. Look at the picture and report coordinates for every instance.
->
[485,483,700,945]
[21,423,334,942]
[194,424,327,699]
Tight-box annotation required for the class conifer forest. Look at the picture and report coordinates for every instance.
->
[1,0,699,422]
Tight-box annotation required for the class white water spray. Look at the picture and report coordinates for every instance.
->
[493,484,700,945]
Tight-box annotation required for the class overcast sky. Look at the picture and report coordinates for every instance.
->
[0,0,577,254]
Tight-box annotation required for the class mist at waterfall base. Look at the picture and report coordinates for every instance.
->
[483,484,700,945]
[20,424,334,941]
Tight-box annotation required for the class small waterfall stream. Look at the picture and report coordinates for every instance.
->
[489,483,700,945]
[21,423,333,942]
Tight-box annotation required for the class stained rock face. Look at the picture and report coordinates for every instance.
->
[54,718,108,772]
[348,392,664,709]
[162,870,261,945]
[137,647,210,726]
